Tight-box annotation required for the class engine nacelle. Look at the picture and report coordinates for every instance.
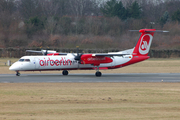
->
[80,54,113,66]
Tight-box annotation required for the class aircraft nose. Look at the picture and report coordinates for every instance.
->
[9,63,20,71]
[9,64,16,71]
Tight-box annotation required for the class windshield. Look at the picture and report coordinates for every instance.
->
[19,59,30,62]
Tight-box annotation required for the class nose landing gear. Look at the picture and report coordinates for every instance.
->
[16,71,20,76]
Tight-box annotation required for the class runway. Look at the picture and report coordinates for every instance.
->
[0,73,180,83]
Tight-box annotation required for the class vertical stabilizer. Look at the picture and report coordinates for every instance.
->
[132,29,156,56]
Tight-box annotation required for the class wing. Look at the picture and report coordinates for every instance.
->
[92,53,129,57]
[26,50,67,56]
[26,50,56,53]
[26,50,43,54]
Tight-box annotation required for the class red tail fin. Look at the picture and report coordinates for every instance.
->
[133,29,156,56]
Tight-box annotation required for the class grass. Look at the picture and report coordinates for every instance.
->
[0,58,18,66]
[0,83,180,120]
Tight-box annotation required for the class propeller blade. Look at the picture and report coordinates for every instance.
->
[74,46,83,62]
[76,46,79,57]
[45,49,48,55]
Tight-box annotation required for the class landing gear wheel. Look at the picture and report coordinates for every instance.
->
[95,71,102,77]
[16,71,20,76]
[62,70,68,75]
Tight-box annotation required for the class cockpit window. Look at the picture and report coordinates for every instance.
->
[19,59,24,62]
[19,59,30,62]
[25,59,30,62]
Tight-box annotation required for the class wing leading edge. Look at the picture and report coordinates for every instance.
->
[92,53,129,57]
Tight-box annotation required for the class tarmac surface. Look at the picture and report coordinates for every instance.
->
[0,73,180,83]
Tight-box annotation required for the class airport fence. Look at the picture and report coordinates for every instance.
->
[0,48,180,58]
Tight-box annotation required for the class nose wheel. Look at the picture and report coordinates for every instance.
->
[16,71,20,76]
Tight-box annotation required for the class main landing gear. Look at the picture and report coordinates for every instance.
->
[62,70,68,75]
[95,66,102,77]
[95,71,102,77]
[62,69,101,77]
[16,71,20,76]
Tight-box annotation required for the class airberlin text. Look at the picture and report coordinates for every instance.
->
[39,57,72,66]
[87,57,105,61]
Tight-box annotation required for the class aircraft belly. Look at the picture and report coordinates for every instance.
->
[78,64,93,69]
[38,64,77,70]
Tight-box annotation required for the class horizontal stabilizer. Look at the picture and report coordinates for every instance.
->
[149,30,169,33]
[129,29,169,33]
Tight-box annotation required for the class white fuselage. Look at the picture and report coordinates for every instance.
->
[9,53,133,71]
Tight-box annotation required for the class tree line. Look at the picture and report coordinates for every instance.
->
[0,0,180,50]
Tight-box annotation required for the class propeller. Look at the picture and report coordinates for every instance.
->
[74,46,83,63]
[42,49,48,56]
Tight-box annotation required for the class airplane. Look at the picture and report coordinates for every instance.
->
[9,29,168,77]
